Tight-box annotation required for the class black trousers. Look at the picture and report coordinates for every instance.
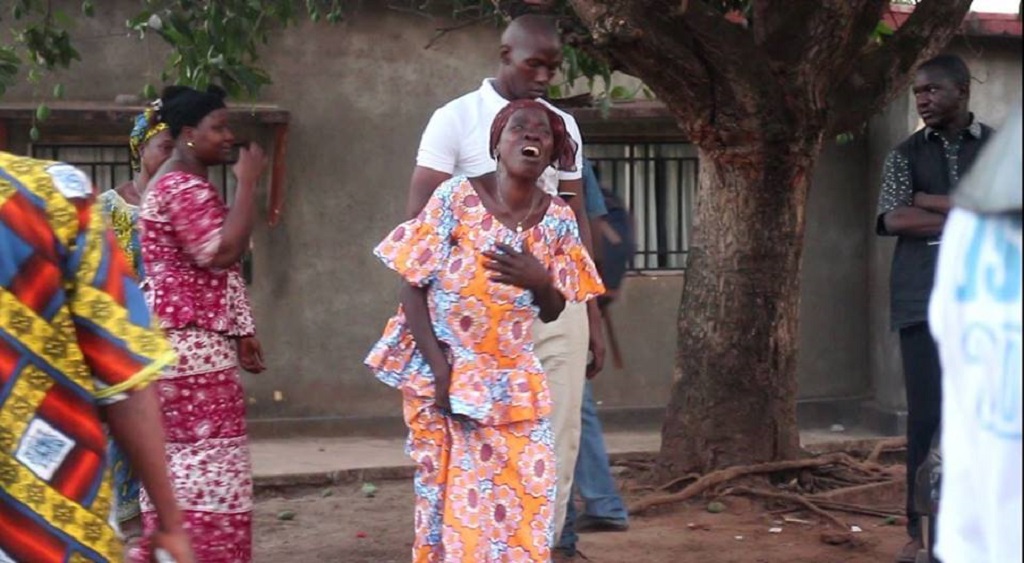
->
[899,322,942,541]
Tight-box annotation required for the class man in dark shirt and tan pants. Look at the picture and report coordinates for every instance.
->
[876,53,994,563]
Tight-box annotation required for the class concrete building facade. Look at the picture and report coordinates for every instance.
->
[1,2,1019,436]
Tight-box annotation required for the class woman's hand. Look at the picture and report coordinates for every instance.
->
[483,242,551,292]
[150,528,195,563]
[232,143,267,188]
[484,241,566,322]
[237,336,265,373]
[432,360,453,412]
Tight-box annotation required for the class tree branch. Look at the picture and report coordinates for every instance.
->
[565,0,712,138]
[424,14,496,49]
[826,0,974,136]
[568,0,787,145]
[750,0,887,130]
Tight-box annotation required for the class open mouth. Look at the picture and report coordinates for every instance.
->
[521,146,541,158]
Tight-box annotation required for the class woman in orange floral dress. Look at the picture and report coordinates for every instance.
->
[366,99,603,562]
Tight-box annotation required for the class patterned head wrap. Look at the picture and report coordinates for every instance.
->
[129,100,168,171]
[489,99,578,173]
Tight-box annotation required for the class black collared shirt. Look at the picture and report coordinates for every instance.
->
[876,116,994,330]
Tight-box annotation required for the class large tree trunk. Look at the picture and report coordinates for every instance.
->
[658,138,821,476]
[549,0,975,478]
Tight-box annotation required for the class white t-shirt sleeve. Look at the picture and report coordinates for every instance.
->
[416,107,460,174]
[558,113,584,182]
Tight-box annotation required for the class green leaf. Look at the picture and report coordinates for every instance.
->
[707,501,727,514]
[143,82,157,99]
[276,510,296,521]
[53,10,74,28]
[82,0,95,17]
[29,126,41,142]
[53,83,65,99]
[361,482,378,498]
[0,48,20,65]
[599,94,612,118]
[609,85,631,100]
[126,10,154,31]
[36,103,51,122]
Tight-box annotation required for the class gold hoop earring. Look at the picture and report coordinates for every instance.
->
[186,141,196,148]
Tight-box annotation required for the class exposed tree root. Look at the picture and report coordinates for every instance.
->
[629,453,856,515]
[656,472,701,492]
[772,497,903,519]
[627,452,897,516]
[866,437,908,464]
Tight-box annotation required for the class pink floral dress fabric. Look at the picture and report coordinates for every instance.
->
[134,171,255,563]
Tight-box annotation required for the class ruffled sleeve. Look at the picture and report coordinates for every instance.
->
[373,178,459,287]
[156,172,226,268]
[550,212,605,303]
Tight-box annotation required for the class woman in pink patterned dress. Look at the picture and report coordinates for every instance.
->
[135,85,267,563]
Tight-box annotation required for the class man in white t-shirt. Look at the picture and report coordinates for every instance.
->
[930,103,1022,563]
[406,14,606,547]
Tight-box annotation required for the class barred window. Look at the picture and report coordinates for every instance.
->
[31,143,239,201]
[31,143,252,282]
[586,143,698,271]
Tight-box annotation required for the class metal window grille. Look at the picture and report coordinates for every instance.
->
[585,143,698,271]
[31,143,252,282]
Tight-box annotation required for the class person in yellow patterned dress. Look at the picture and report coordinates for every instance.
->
[99,100,174,276]
[98,101,174,543]
[0,151,193,563]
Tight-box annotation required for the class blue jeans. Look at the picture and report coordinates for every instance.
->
[557,382,629,553]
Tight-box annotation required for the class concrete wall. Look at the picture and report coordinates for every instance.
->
[2,3,1019,434]
[1,2,501,427]
[866,37,1023,420]
[799,139,872,400]
[588,274,681,411]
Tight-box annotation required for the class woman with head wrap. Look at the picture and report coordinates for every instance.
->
[366,99,604,562]
[132,85,268,563]
[96,101,173,548]
[99,102,173,276]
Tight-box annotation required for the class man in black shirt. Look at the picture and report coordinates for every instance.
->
[876,54,994,562]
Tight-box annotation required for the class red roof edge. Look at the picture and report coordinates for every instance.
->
[886,4,1022,39]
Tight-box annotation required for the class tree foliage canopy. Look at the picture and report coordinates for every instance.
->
[0,1,797,102]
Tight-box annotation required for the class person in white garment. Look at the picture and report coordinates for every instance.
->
[405,14,606,548]
[930,103,1022,563]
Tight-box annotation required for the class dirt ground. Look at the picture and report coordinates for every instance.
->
[254,479,906,563]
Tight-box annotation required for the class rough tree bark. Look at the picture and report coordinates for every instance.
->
[660,140,818,473]
[557,0,974,477]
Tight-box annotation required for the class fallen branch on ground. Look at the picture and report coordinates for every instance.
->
[772,498,903,519]
[627,453,865,515]
[720,486,848,529]
[815,499,902,518]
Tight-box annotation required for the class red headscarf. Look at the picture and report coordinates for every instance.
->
[489,99,578,173]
